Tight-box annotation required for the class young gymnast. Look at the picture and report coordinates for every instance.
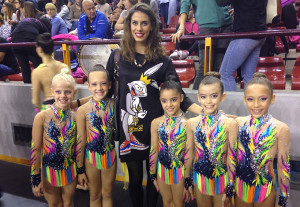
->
[185,72,238,207]
[76,64,116,207]
[149,77,189,207]
[234,73,290,207]
[30,68,78,207]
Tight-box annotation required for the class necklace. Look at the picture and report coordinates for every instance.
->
[134,58,147,68]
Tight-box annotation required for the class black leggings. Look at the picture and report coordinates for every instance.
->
[126,159,158,207]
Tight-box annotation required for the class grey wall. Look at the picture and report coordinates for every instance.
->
[0,83,299,178]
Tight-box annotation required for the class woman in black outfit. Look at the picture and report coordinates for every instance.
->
[106,3,201,207]
[11,17,51,83]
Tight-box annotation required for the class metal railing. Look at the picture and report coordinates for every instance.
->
[1,28,300,69]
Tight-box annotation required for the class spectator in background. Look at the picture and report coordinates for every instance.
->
[0,16,11,38]
[171,0,233,90]
[69,0,82,30]
[15,0,25,22]
[23,1,43,19]
[114,0,138,31]
[95,0,112,18]
[109,0,122,30]
[170,6,199,60]
[45,3,68,36]
[167,0,176,25]
[217,0,267,91]
[78,0,112,40]
[3,2,17,25]
[31,33,71,112]
[53,0,72,30]
[0,36,19,77]
[159,0,169,27]
[141,0,160,27]
[11,17,51,83]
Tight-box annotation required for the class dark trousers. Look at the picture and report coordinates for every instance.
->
[14,47,42,83]
[126,159,158,207]
[160,3,169,27]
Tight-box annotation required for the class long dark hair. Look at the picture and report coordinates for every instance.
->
[121,3,165,63]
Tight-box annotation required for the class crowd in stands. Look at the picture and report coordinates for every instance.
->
[0,0,298,91]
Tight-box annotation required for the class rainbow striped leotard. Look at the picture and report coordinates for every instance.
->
[42,104,77,187]
[85,99,115,169]
[193,111,229,195]
[236,115,277,203]
[157,114,186,185]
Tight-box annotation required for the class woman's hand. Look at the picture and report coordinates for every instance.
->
[171,28,184,43]
[32,182,44,197]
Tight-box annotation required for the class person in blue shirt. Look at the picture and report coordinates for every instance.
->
[45,3,68,36]
[78,0,113,40]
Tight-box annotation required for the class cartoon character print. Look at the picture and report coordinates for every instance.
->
[120,63,162,155]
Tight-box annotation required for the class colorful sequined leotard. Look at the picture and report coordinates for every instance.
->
[235,115,290,204]
[84,98,115,169]
[151,114,186,185]
[192,111,233,195]
[31,104,77,187]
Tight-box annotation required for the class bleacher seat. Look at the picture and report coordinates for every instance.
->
[75,76,87,84]
[257,56,284,67]
[161,41,175,56]
[7,73,23,81]
[172,59,195,88]
[162,15,179,34]
[240,57,286,89]
[275,36,287,53]
[291,57,300,90]
[0,75,8,81]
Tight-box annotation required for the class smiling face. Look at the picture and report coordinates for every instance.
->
[88,71,111,102]
[160,89,183,117]
[198,83,225,115]
[51,80,76,110]
[244,84,275,118]
[130,11,152,46]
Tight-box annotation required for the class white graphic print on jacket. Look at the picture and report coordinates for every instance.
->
[120,63,163,155]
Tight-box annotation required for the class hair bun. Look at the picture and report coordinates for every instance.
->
[252,72,267,79]
[204,72,221,79]
[60,68,70,75]
[167,74,178,82]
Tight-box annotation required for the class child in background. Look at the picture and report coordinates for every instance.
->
[31,33,71,112]
[149,77,190,207]
[30,69,78,207]
[185,72,238,207]
[76,65,116,207]
[170,6,199,60]
[235,73,290,207]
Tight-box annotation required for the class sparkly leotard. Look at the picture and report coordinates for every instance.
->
[151,114,186,185]
[235,114,290,203]
[84,98,115,169]
[31,104,77,187]
[192,111,231,195]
